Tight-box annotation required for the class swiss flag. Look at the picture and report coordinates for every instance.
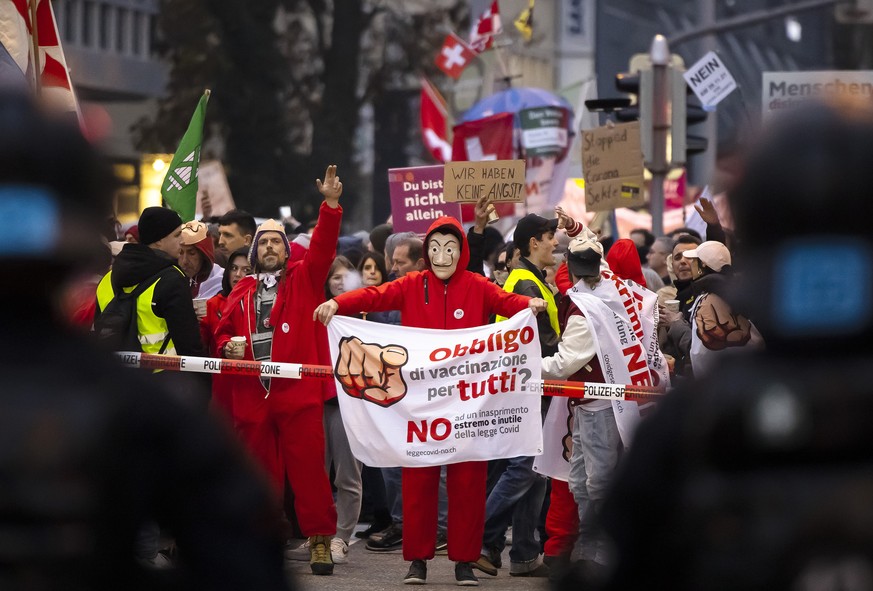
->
[470,0,503,53]
[435,33,475,80]
[420,78,451,163]
[452,112,517,219]
[451,112,514,161]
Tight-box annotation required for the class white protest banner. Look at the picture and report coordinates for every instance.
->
[684,51,737,108]
[762,71,873,118]
[326,311,543,467]
[534,274,666,480]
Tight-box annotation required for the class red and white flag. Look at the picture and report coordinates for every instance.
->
[451,112,514,161]
[434,33,475,80]
[452,112,516,219]
[0,0,78,114]
[419,78,451,163]
[469,0,503,53]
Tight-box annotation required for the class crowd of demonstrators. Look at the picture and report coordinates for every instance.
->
[77,99,780,590]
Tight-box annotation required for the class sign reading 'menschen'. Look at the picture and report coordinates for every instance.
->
[762,70,873,118]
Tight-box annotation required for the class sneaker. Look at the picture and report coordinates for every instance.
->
[355,518,393,539]
[455,561,479,586]
[404,559,427,585]
[366,523,402,551]
[471,554,498,577]
[509,553,549,577]
[330,538,349,564]
[284,539,310,562]
[309,535,334,575]
[435,532,448,555]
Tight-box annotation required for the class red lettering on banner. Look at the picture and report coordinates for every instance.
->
[611,274,644,339]
[622,345,648,374]
[407,419,453,442]
[428,326,535,362]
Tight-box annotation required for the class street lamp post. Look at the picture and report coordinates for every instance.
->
[648,35,671,237]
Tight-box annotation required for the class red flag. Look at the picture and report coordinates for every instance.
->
[451,112,514,161]
[0,0,78,115]
[420,78,451,163]
[469,0,503,53]
[34,0,77,112]
[452,112,516,220]
[435,33,475,80]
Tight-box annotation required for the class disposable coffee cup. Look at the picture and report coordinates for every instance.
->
[230,336,247,355]
[193,298,207,318]
[665,299,680,312]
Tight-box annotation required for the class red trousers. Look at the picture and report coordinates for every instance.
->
[402,461,486,562]
[234,387,337,537]
[544,479,579,557]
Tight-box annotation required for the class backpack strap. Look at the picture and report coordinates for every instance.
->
[115,268,175,353]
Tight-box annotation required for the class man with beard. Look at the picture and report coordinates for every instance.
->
[216,166,343,576]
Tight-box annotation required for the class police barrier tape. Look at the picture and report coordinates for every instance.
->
[114,352,665,402]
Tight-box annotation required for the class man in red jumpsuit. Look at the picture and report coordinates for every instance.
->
[314,216,547,586]
[215,165,343,576]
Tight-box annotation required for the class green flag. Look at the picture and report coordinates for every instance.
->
[161,90,210,222]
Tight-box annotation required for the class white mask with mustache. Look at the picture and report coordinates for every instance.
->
[428,232,461,280]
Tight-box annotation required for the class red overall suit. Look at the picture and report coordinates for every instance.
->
[332,217,530,563]
[215,202,340,537]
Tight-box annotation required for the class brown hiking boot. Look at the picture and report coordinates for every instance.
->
[309,535,334,575]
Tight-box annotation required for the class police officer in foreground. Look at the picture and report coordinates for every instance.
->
[565,99,873,591]
[0,91,289,590]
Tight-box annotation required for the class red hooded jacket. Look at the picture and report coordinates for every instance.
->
[334,217,530,330]
[215,202,341,405]
[606,238,647,287]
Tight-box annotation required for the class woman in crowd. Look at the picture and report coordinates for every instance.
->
[322,255,364,564]
[202,246,251,420]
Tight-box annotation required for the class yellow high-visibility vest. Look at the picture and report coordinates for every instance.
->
[96,269,182,355]
[496,267,560,336]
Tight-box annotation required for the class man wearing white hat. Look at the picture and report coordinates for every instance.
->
[683,241,762,376]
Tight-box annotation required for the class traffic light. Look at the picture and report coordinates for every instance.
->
[670,71,708,166]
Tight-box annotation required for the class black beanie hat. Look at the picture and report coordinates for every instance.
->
[139,207,182,245]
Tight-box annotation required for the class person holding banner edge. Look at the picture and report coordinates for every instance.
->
[314,216,547,586]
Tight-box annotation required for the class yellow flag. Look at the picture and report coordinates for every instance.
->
[514,0,534,42]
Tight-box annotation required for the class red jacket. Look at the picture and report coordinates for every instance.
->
[215,202,342,405]
[201,293,226,357]
[334,217,530,330]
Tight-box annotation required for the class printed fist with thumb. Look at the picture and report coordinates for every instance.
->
[335,337,409,407]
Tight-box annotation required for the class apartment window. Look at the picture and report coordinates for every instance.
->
[115,8,127,53]
[132,11,142,56]
[99,3,113,50]
[81,1,94,47]
[63,0,78,44]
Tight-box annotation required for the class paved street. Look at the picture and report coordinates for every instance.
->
[285,533,551,591]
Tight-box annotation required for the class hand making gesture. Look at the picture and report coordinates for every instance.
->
[316,164,343,208]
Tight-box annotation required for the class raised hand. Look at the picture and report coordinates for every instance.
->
[316,164,343,208]
[472,193,495,233]
[554,206,576,232]
[334,337,409,407]
[694,197,719,226]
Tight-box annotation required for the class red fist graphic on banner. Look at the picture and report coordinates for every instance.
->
[334,337,410,407]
